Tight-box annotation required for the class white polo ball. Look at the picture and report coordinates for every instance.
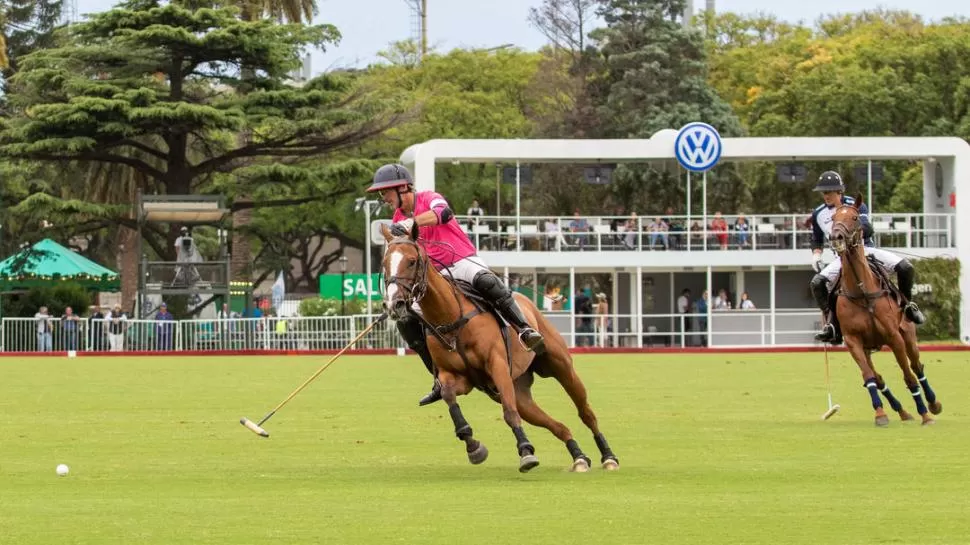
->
[56,464,69,477]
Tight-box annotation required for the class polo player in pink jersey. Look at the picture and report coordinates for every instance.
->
[366,163,545,406]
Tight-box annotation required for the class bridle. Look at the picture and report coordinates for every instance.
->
[830,205,884,311]
[383,236,429,307]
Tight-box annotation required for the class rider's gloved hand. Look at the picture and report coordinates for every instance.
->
[812,252,824,273]
[390,218,415,237]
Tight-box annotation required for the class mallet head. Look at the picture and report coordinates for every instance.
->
[821,404,841,421]
[240,417,269,437]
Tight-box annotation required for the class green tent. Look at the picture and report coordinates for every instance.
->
[0,238,120,291]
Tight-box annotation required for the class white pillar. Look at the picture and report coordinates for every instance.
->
[770,265,777,346]
[705,266,713,348]
[611,269,619,348]
[569,266,576,348]
[636,266,643,348]
[686,171,692,252]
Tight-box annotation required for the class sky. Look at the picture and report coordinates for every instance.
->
[76,0,968,74]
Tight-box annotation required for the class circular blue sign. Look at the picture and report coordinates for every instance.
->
[674,122,722,172]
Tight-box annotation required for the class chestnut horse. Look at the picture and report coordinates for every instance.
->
[830,198,942,426]
[380,224,619,473]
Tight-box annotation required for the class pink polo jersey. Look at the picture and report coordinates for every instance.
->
[393,191,477,269]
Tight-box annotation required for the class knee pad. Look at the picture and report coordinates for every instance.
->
[473,270,511,299]
[810,274,828,291]
[895,259,914,275]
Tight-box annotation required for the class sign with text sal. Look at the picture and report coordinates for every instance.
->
[319,274,382,301]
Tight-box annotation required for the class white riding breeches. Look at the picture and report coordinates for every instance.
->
[819,247,903,290]
[411,256,491,316]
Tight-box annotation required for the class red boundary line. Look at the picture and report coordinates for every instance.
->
[2,345,969,357]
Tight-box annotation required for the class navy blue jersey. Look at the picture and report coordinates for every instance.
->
[811,195,874,250]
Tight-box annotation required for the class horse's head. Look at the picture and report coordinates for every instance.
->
[830,194,864,255]
[380,222,426,321]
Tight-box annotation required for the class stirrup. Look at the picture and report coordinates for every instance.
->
[418,379,442,406]
[904,302,926,325]
[815,323,836,342]
[518,328,545,352]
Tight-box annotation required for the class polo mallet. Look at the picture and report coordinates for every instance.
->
[240,313,388,438]
[821,344,841,420]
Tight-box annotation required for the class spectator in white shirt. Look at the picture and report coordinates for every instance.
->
[739,291,756,310]
[35,306,53,352]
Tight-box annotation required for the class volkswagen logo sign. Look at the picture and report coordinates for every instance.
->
[674,122,722,172]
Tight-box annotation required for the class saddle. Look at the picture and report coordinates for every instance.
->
[424,277,514,402]
[833,255,907,313]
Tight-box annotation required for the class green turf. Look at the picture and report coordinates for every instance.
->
[1,352,968,545]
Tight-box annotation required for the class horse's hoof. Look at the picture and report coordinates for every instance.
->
[899,411,915,421]
[518,454,540,473]
[929,401,943,415]
[570,457,590,473]
[602,458,620,471]
[874,415,890,427]
[922,416,936,426]
[467,443,489,465]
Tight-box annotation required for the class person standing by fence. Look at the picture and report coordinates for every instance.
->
[34,306,52,352]
[107,305,127,352]
[61,307,80,351]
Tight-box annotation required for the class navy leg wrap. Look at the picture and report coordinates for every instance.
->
[908,384,929,415]
[918,374,938,404]
[879,385,903,412]
[865,381,883,410]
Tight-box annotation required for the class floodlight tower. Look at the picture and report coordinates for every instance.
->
[62,0,79,24]
[403,0,427,60]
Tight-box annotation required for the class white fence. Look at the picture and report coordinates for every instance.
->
[0,309,824,354]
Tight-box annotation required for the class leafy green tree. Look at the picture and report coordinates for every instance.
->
[586,0,743,214]
[0,0,395,301]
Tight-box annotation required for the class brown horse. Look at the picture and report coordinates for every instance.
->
[379,223,619,473]
[830,198,942,426]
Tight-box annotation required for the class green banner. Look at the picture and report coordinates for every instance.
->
[319,273,382,301]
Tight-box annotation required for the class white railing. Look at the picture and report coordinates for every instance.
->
[0,309,825,353]
[458,213,955,252]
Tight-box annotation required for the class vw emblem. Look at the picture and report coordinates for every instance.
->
[674,122,722,172]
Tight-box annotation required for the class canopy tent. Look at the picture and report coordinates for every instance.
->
[0,239,120,291]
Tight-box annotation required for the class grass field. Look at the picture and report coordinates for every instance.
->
[2,351,969,545]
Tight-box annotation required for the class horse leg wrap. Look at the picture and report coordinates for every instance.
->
[449,404,473,440]
[594,433,618,463]
[908,384,929,415]
[879,385,903,412]
[864,381,883,410]
[918,374,938,404]
[512,426,534,455]
[565,439,584,460]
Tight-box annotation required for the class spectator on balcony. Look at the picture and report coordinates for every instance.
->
[622,213,639,249]
[35,306,53,352]
[568,210,589,250]
[155,302,175,351]
[689,220,704,248]
[106,304,127,352]
[713,289,732,310]
[739,291,756,310]
[61,306,80,351]
[466,199,484,220]
[735,213,751,247]
[711,212,729,250]
[663,206,683,248]
[647,217,669,250]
